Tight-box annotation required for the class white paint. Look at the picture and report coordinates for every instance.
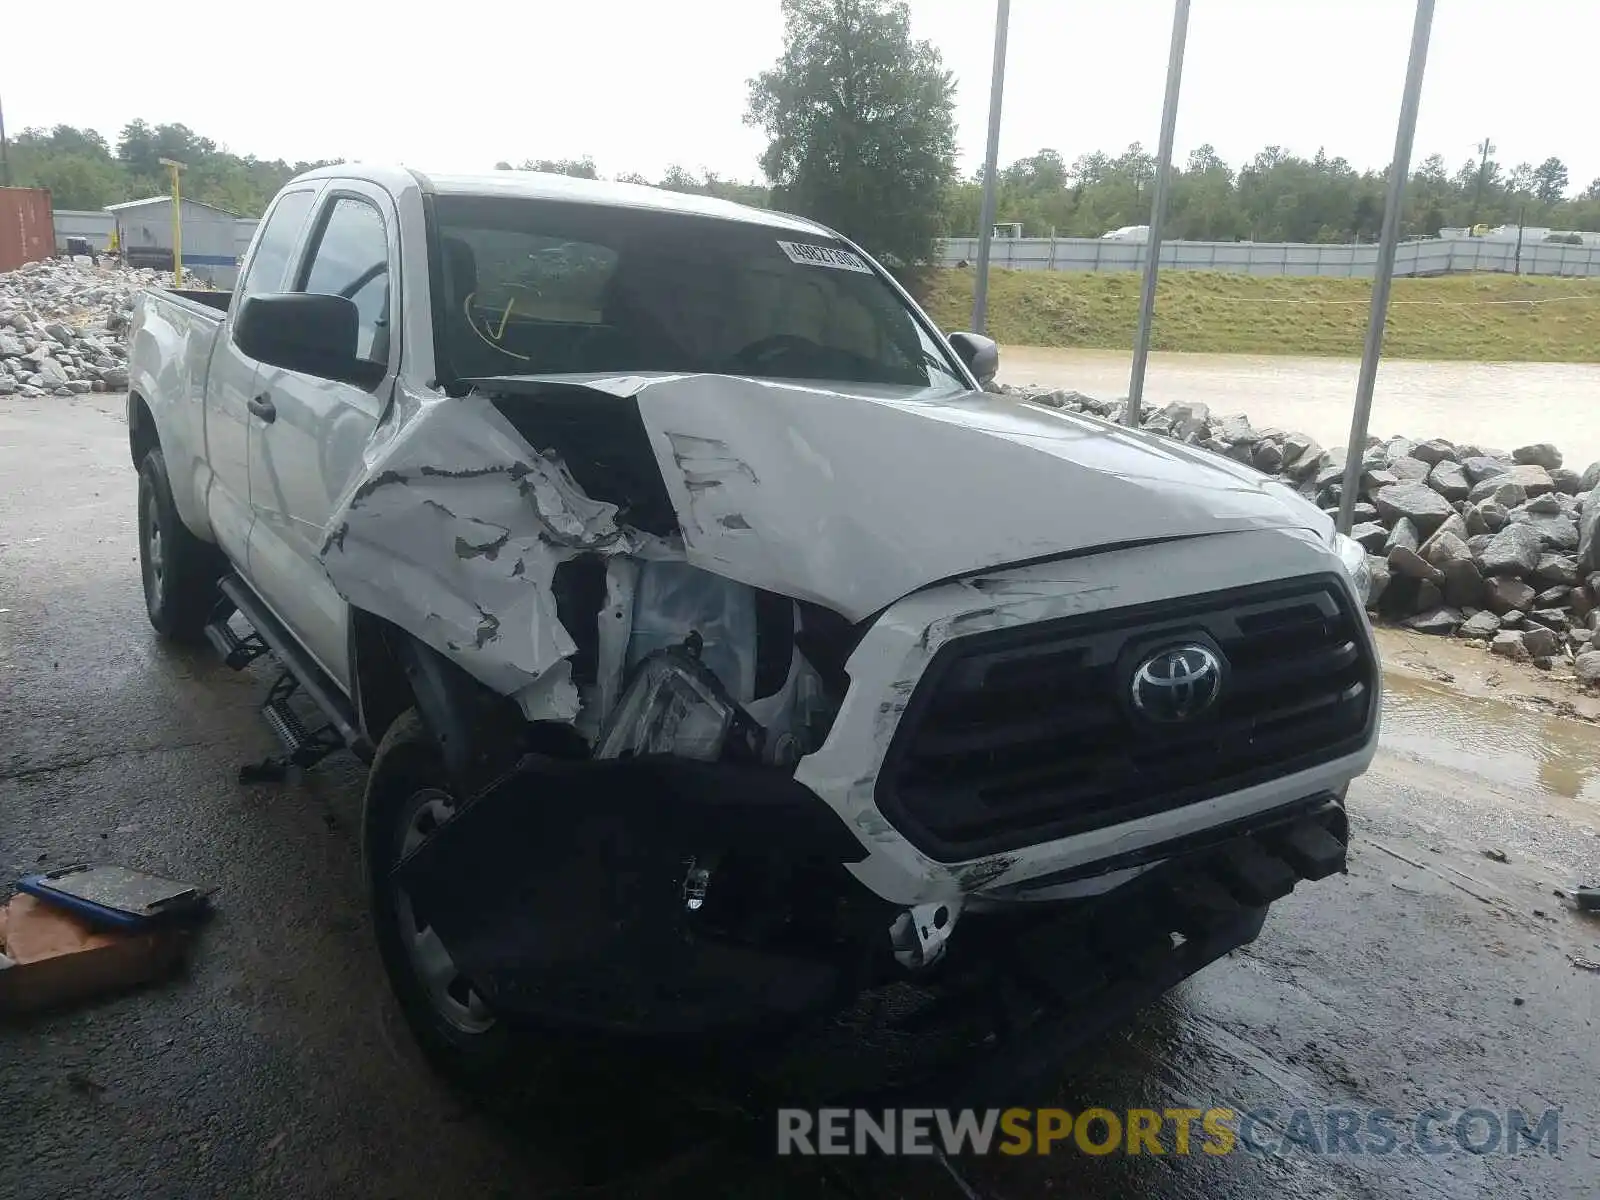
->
[794,526,1377,907]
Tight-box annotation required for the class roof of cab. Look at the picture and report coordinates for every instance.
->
[287,163,836,238]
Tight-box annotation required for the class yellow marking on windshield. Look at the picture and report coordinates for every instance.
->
[494,296,517,341]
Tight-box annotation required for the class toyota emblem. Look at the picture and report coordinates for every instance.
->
[1130,644,1224,722]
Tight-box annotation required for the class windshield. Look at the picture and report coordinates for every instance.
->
[430,195,968,393]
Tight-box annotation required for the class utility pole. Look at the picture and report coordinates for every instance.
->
[1470,136,1495,226]
[1336,0,1435,535]
[970,0,1011,335]
[1514,203,1526,275]
[159,157,186,287]
[0,94,11,188]
[1125,0,1191,425]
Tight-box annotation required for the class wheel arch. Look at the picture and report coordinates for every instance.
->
[348,610,553,782]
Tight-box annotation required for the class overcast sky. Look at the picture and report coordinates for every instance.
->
[5,0,1596,191]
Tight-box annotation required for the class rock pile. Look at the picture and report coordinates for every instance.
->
[1006,384,1600,674]
[0,258,202,398]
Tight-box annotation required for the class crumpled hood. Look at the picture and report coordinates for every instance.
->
[518,373,1332,622]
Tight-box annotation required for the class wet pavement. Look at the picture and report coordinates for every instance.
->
[1000,346,1600,470]
[2,393,1599,1200]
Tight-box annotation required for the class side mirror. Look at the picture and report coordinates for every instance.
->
[947,331,999,385]
[234,293,385,387]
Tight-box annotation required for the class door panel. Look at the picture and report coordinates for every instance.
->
[204,186,319,578]
[247,186,399,689]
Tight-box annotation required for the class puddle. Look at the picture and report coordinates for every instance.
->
[1380,670,1600,808]
[1001,346,1600,468]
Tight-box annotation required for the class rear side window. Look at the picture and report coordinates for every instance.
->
[239,189,314,300]
[298,198,391,364]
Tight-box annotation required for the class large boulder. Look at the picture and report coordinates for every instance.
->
[1533,553,1579,585]
[1573,650,1600,685]
[1422,529,1471,569]
[1490,630,1530,661]
[1366,555,1390,609]
[1252,440,1284,473]
[1474,523,1544,577]
[1483,576,1537,614]
[1388,545,1443,583]
[1159,401,1211,438]
[1385,517,1420,555]
[1360,467,1398,497]
[1374,483,1455,535]
[1351,521,1389,552]
[1462,455,1514,485]
[1441,558,1485,608]
[1534,584,1572,607]
[1468,477,1526,506]
[1405,607,1462,636]
[1507,508,1580,551]
[1521,625,1561,658]
[1509,464,1555,496]
[1427,459,1471,502]
[1459,610,1502,639]
[1513,443,1562,470]
[1550,467,1583,496]
[1389,457,1432,484]
[1410,438,1458,466]
[1216,413,1257,445]
[1578,486,1600,572]
[1581,463,1600,493]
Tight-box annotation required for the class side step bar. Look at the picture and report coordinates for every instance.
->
[218,575,373,762]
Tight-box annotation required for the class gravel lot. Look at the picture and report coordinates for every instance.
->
[2,393,1598,1200]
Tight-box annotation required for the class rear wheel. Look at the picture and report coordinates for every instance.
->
[363,709,513,1082]
[137,447,221,642]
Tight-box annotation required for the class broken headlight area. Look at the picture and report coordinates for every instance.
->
[594,636,765,764]
[389,752,900,1038]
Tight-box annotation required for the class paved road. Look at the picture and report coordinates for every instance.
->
[2,394,1598,1200]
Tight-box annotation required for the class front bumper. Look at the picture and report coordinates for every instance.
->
[393,748,1348,1045]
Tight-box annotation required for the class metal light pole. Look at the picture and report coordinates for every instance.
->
[1336,0,1435,534]
[970,0,1011,334]
[1125,0,1191,425]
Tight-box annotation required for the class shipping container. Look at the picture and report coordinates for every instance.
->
[0,187,57,273]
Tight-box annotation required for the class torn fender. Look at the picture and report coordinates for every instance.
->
[318,390,675,717]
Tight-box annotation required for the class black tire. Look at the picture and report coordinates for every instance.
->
[137,447,221,642]
[362,709,515,1084]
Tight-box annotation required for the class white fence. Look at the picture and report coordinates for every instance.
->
[940,235,1600,278]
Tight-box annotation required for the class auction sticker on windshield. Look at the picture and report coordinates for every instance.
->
[777,241,872,273]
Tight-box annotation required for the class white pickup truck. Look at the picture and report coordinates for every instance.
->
[127,165,1378,1085]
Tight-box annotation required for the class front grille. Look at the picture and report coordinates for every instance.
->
[877,574,1376,861]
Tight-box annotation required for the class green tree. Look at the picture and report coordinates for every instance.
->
[518,157,599,178]
[1533,157,1570,203]
[746,0,957,266]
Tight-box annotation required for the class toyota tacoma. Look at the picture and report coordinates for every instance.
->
[125,166,1379,1084]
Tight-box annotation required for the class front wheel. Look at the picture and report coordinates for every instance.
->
[137,447,222,642]
[363,710,514,1083]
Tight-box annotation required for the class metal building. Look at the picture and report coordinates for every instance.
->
[105,195,241,287]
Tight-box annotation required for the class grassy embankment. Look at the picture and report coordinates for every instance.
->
[917,269,1600,362]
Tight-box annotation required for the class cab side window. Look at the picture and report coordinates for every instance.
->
[298,197,392,365]
[238,189,315,300]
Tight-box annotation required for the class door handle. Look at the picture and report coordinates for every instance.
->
[247,394,277,423]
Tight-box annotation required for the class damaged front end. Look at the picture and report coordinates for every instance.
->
[320,377,900,1036]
